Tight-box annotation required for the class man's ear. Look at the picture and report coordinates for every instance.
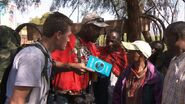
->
[55,31,62,40]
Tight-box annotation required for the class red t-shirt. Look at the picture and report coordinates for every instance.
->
[52,34,99,92]
[98,47,128,76]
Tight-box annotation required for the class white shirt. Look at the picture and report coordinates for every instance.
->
[162,52,185,104]
[5,43,52,104]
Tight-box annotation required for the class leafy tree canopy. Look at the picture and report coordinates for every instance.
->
[29,12,50,25]
[1,0,184,23]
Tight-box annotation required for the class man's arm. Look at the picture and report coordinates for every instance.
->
[52,61,94,74]
[9,86,32,104]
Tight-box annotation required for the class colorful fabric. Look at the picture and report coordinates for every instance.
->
[125,69,146,104]
[93,47,127,104]
[162,52,185,104]
[98,47,128,77]
[52,34,99,93]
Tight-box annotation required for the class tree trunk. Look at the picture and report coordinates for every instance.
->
[126,0,142,42]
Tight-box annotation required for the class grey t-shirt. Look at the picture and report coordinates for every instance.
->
[5,43,52,104]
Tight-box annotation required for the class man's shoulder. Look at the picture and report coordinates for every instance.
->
[22,46,43,54]
[16,46,45,60]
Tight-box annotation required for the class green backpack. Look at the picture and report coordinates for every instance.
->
[0,23,44,104]
[0,26,20,80]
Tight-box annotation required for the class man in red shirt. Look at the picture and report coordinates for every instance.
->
[94,30,128,104]
[52,12,108,104]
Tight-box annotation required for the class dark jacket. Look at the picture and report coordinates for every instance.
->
[113,61,163,104]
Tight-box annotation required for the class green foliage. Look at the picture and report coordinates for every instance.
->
[0,2,6,15]
[48,0,181,24]
[40,12,50,24]
[29,12,50,25]
[2,0,182,23]
[0,0,9,5]
[29,17,40,25]
[50,0,126,19]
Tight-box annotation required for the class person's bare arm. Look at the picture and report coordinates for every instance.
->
[9,86,32,104]
[53,61,94,74]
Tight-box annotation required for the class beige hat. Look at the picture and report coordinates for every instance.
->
[122,40,152,58]
[81,12,109,27]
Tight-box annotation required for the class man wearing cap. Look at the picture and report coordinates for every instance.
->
[113,40,163,104]
[51,12,108,104]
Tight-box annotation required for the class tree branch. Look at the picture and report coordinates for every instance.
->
[69,1,78,18]
[110,0,120,19]
[151,0,170,24]
[171,0,179,22]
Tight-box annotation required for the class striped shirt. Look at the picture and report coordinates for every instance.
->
[162,52,185,104]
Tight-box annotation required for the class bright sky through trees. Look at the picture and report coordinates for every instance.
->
[15,0,115,24]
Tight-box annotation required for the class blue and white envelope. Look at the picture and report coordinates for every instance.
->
[86,55,112,77]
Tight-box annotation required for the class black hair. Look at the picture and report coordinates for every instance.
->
[150,41,164,52]
[43,12,73,37]
[165,21,185,42]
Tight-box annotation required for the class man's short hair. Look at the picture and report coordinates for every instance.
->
[43,12,73,37]
[165,21,185,41]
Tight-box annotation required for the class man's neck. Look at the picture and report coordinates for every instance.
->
[106,46,119,53]
[77,32,91,43]
[40,37,54,53]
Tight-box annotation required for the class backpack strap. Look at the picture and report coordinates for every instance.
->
[29,43,50,83]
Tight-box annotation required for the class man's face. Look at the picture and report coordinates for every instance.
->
[166,34,177,50]
[56,26,71,50]
[86,24,102,43]
[175,38,185,51]
[106,32,120,51]
[166,33,181,55]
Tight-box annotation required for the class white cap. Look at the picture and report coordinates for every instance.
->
[81,12,109,27]
[122,40,152,58]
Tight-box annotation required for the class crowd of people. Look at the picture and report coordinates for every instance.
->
[2,11,185,104]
